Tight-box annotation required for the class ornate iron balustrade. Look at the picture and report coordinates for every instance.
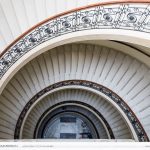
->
[15,80,149,141]
[0,2,150,79]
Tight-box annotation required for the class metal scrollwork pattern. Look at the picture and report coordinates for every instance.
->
[15,80,149,141]
[0,3,150,79]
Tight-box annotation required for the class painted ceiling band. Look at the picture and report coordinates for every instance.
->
[14,80,149,141]
[0,2,150,79]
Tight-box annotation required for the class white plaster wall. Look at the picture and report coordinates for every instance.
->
[0,43,149,139]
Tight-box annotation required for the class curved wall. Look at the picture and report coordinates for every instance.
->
[0,44,149,141]
[0,1,150,142]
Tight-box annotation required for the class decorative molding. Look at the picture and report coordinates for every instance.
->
[14,80,149,141]
[0,3,150,79]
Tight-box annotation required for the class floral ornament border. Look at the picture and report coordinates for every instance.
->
[14,80,149,141]
[0,3,150,79]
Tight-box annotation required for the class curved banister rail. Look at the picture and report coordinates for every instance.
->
[0,0,150,56]
[0,0,150,79]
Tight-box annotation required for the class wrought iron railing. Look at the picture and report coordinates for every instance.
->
[15,80,149,141]
[0,1,150,79]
